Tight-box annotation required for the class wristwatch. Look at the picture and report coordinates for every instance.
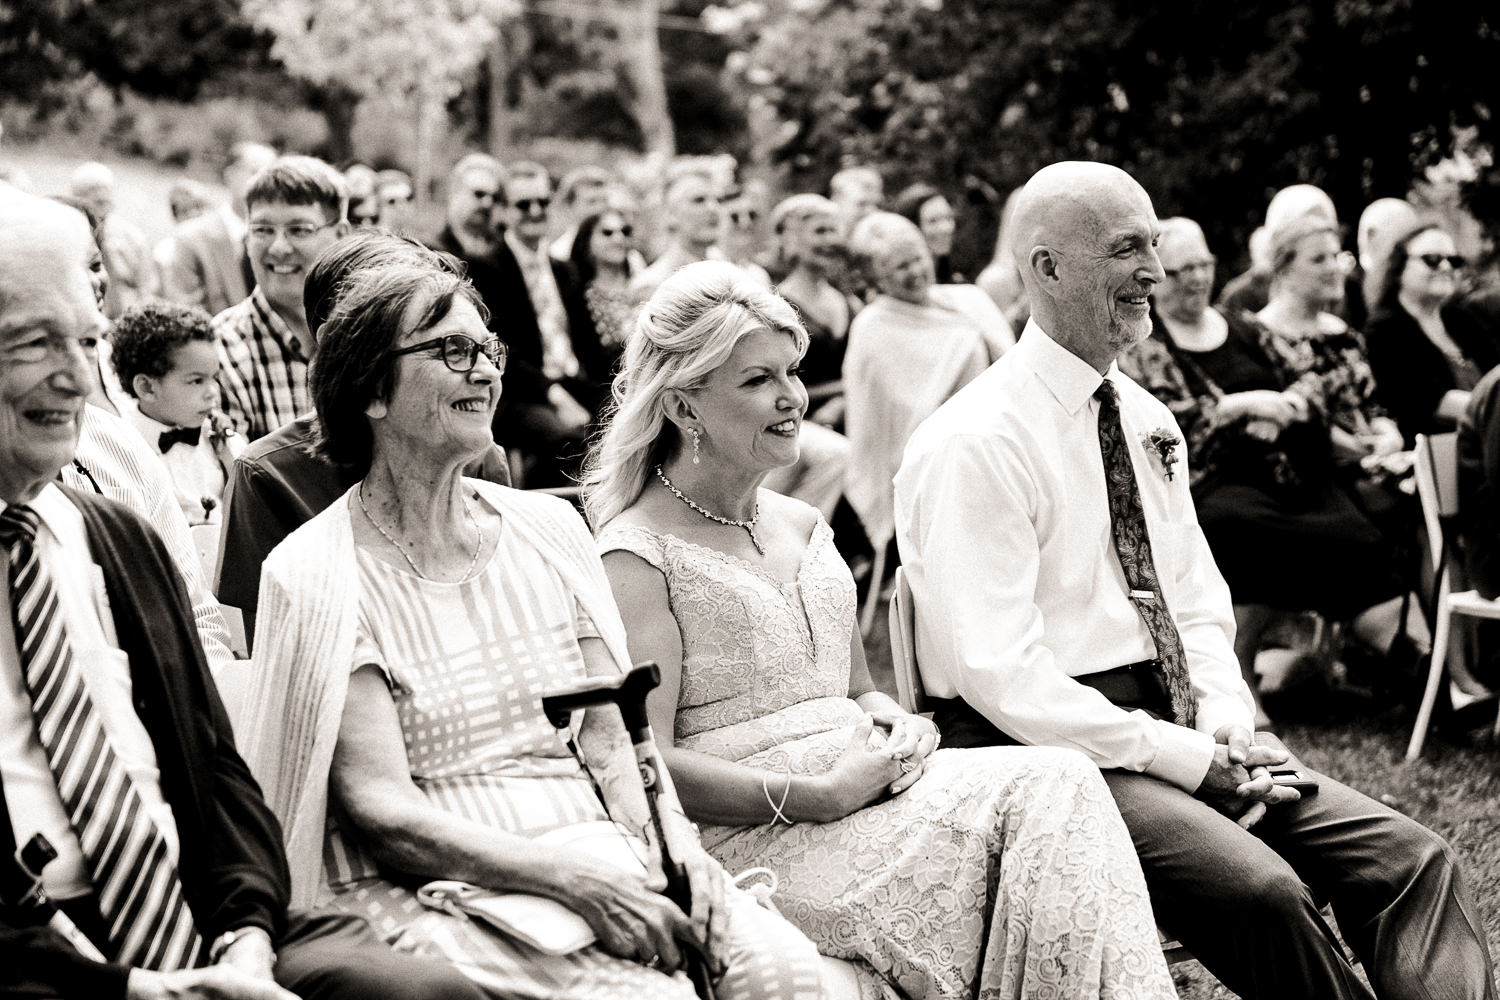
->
[209,927,255,964]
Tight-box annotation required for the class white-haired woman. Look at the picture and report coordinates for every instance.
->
[587,261,1176,1000]
[842,212,1013,563]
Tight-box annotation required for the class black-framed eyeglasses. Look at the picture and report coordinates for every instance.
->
[1417,253,1466,271]
[247,220,341,244]
[388,334,508,373]
[514,197,551,216]
[1163,257,1216,279]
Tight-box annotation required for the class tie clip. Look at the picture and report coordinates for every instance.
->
[1129,590,1157,601]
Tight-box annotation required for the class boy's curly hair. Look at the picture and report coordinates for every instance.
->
[111,299,216,398]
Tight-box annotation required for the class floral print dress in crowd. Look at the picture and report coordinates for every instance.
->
[599,511,1176,1000]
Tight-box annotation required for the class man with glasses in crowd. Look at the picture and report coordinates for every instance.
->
[211,155,349,442]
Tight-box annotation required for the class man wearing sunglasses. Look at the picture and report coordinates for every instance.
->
[490,163,608,487]
[211,155,349,442]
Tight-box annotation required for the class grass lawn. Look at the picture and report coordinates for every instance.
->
[863,611,1500,998]
[2,140,217,247]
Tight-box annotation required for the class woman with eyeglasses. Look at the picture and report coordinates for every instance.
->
[1365,222,1500,444]
[238,257,825,999]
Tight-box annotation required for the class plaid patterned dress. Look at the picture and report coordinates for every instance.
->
[324,513,820,1000]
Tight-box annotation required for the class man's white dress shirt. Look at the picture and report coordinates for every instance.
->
[0,486,180,899]
[894,320,1254,792]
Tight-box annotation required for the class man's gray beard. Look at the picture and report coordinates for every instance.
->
[1107,314,1153,353]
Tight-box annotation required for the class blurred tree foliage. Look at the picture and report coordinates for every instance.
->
[732,0,1500,270]
[0,0,275,104]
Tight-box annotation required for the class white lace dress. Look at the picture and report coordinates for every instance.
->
[599,514,1175,1000]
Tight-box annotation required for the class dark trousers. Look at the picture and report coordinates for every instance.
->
[12,909,487,1000]
[934,676,1497,1000]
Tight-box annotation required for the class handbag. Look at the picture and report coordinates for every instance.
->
[416,820,649,955]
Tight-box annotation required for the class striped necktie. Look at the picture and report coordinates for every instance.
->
[1,504,203,969]
[1094,381,1199,728]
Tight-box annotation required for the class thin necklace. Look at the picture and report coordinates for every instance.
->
[655,464,765,555]
[358,483,484,582]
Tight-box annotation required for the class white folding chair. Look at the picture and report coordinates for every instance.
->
[885,566,1192,963]
[1406,433,1500,760]
[858,539,890,639]
[887,567,927,714]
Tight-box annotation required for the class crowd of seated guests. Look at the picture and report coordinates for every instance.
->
[7,131,1500,998]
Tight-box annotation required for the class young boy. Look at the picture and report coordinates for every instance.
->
[113,299,246,525]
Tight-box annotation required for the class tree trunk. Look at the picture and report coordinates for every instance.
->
[485,36,512,157]
[619,0,674,157]
[318,85,359,165]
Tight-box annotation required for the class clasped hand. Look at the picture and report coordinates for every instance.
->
[1197,725,1301,829]
[555,848,726,977]
[868,710,938,795]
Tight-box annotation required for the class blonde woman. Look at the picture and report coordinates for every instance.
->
[587,261,1175,1000]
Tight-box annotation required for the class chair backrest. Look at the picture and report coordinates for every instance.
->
[1413,433,1460,573]
[888,567,928,714]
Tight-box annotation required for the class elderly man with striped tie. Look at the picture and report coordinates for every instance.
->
[894,161,1495,1000]
[0,188,487,999]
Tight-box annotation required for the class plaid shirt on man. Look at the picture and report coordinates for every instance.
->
[212,287,311,442]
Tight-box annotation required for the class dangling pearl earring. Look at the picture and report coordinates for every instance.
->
[691,428,702,464]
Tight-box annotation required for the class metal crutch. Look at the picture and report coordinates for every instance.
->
[542,662,717,1000]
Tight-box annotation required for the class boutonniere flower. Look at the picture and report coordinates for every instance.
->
[1143,428,1181,480]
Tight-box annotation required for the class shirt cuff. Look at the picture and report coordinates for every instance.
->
[1143,718,1216,792]
[1195,697,1256,742]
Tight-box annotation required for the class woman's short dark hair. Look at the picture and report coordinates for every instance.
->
[302,228,471,337]
[309,262,483,475]
[1372,221,1441,318]
[892,182,943,227]
[570,212,606,287]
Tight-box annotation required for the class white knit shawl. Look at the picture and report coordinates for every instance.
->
[235,480,635,909]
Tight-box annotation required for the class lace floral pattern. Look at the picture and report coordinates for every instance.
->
[598,518,1175,1000]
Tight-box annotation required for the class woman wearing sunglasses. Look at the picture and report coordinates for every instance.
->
[565,209,643,403]
[239,257,825,999]
[1365,222,1500,444]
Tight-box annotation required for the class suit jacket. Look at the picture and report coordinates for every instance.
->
[430,228,593,481]
[161,208,251,318]
[0,489,289,999]
[215,412,511,638]
[1364,304,1500,445]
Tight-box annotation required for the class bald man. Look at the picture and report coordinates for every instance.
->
[0,184,484,1000]
[895,162,1494,1000]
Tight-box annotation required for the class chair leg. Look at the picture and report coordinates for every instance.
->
[1406,602,1452,761]
[858,543,888,639]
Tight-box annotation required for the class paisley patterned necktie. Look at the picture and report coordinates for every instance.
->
[1094,380,1199,728]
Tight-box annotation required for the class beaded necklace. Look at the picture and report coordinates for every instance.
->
[654,464,765,555]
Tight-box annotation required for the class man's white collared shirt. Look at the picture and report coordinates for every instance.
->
[894,320,1254,792]
[0,485,180,899]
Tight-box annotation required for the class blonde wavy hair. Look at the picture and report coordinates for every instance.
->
[583,260,809,530]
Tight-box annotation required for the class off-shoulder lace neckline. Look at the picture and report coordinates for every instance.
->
[603,516,832,591]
